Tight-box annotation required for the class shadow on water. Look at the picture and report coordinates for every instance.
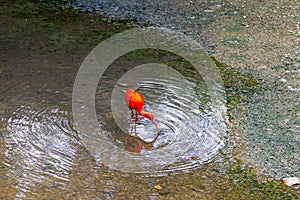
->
[0,0,299,199]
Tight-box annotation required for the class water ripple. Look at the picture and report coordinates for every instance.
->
[104,63,228,173]
[3,106,79,199]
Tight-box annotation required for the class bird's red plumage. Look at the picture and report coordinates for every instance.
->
[125,89,159,131]
[125,89,144,113]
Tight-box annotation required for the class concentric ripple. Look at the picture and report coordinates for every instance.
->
[2,106,79,199]
[72,27,227,174]
[94,63,228,173]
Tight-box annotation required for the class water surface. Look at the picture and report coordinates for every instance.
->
[0,1,299,199]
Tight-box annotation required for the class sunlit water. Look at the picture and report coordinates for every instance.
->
[69,27,228,174]
[2,107,79,198]
[107,63,227,173]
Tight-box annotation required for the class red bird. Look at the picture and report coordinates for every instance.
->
[125,89,159,132]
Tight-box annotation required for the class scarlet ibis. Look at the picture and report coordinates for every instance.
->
[125,89,159,132]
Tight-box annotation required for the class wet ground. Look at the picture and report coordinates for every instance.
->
[0,0,299,199]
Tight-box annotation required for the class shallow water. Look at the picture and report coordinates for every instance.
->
[98,63,227,173]
[0,1,299,199]
[3,107,79,198]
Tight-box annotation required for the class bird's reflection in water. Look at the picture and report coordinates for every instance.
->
[124,133,160,153]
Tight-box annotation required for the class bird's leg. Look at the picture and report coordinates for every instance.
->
[130,109,137,134]
[135,112,142,124]
[131,109,135,121]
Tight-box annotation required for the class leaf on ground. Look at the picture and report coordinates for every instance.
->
[154,184,164,190]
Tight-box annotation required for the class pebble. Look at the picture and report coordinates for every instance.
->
[49,183,58,188]
[280,78,287,83]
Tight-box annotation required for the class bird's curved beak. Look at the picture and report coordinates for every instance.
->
[152,119,160,134]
